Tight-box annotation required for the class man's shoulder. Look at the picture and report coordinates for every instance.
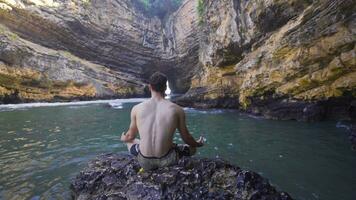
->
[134,99,154,111]
[132,101,145,111]
[166,100,183,113]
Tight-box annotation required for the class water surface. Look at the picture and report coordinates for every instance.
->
[0,99,355,200]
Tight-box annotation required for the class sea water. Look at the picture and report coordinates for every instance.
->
[0,99,355,200]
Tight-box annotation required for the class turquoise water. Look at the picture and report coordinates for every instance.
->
[0,99,355,200]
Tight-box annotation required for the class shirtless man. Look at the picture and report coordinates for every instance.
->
[120,72,204,170]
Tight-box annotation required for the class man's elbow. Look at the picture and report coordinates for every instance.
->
[121,131,135,142]
[128,135,135,141]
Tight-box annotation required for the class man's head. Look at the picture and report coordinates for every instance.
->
[149,72,167,94]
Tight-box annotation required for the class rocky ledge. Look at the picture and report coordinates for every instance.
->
[70,153,292,200]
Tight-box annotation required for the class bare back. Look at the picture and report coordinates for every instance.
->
[135,98,179,157]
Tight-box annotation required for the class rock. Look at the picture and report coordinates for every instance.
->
[0,33,148,103]
[349,101,356,149]
[176,0,356,121]
[70,153,293,200]
[350,125,356,150]
[0,0,199,100]
[0,0,354,121]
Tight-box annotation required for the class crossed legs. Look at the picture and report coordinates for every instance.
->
[125,138,140,152]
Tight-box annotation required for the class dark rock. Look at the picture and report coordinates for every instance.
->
[70,153,293,200]
[174,87,240,109]
[244,96,355,121]
[349,126,356,150]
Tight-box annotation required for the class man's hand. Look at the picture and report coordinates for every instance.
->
[120,132,127,142]
[196,136,205,147]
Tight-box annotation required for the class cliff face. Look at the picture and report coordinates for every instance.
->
[176,0,356,121]
[0,0,355,120]
[0,0,151,102]
[0,0,199,102]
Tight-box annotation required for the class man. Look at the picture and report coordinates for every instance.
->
[121,72,204,170]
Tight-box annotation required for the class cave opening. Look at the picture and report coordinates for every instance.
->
[165,81,172,99]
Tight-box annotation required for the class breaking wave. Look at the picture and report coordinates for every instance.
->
[0,98,147,111]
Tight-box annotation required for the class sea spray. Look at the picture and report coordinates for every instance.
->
[0,98,147,111]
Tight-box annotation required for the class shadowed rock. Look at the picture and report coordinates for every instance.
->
[70,153,293,200]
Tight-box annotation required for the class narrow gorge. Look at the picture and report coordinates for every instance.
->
[0,0,355,121]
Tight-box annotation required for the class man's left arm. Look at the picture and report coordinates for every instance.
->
[121,106,138,142]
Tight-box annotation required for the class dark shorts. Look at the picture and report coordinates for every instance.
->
[130,143,140,156]
[130,143,193,158]
[130,143,194,170]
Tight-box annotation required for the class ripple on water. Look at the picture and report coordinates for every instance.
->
[336,121,351,131]
[22,128,33,132]
[2,182,35,200]
[14,137,28,141]
[1,150,29,160]
[23,141,43,148]
[41,182,72,200]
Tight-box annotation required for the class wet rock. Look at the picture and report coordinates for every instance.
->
[349,101,356,149]
[70,153,293,200]
[350,126,356,150]
[244,96,355,121]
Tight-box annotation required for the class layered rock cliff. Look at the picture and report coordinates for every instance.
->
[0,0,199,102]
[0,0,150,102]
[0,0,355,120]
[176,0,356,121]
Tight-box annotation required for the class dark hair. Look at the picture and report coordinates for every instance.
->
[149,72,167,94]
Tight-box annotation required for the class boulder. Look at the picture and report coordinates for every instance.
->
[70,153,293,200]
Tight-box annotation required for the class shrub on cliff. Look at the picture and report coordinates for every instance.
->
[135,0,182,18]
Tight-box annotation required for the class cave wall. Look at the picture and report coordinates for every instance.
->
[159,0,200,93]
[177,0,356,121]
[0,0,355,121]
[0,0,200,101]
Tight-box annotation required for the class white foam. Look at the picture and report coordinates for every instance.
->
[0,98,147,111]
[183,107,225,114]
[336,121,351,131]
[108,102,123,109]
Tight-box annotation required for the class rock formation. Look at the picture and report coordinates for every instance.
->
[70,153,293,200]
[0,0,200,102]
[0,0,355,120]
[176,0,356,121]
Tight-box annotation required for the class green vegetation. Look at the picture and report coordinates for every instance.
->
[0,24,19,41]
[135,0,183,18]
[197,0,204,25]
[0,73,17,88]
[82,0,91,7]
[0,70,87,92]
[140,0,150,10]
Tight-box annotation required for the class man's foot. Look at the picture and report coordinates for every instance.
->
[175,144,196,158]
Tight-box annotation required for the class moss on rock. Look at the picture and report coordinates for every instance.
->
[0,64,97,103]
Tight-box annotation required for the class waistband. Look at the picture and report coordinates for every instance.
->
[138,147,176,160]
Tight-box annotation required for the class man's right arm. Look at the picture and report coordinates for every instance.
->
[177,107,203,148]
